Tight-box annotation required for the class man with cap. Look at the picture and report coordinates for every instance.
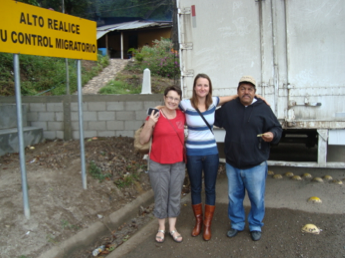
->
[214,75,282,241]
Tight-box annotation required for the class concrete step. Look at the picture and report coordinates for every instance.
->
[0,127,44,156]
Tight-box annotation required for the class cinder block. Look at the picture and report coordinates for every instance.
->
[84,131,97,138]
[135,110,147,121]
[39,112,55,122]
[47,103,63,112]
[117,111,135,121]
[72,131,79,139]
[44,131,56,140]
[88,102,106,111]
[71,102,87,111]
[55,112,63,122]
[0,104,28,129]
[73,131,97,139]
[107,102,124,111]
[143,101,162,109]
[48,122,63,131]
[71,121,87,130]
[116,130,134,137]
[125,121,143,130]
[27,112,38,122]
[98,131,116,137]
[30,103,46,112]
[31,122,47,130]
[83,112,97,121]
[71,112,79,121]
[125,102,143,111]
[56,131,64,139]
[98,112,115,121]
[88,121,106,130]
[107,121,124,130]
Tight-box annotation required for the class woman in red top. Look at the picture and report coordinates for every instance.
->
[140,86,186,244]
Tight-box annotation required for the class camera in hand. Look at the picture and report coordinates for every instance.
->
[147,108,159,116]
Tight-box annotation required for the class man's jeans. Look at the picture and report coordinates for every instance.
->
[187,154,219,205]
[225,161,267,232]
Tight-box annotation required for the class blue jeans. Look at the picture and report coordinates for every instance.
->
[187,154,219,205]
[226,161,267,232]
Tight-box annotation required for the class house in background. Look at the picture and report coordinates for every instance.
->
[97,20,172,59]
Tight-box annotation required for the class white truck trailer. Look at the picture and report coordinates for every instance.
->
[176,0,345,168]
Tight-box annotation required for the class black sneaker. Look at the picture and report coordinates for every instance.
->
[226,229,238,238]
[250,231,261,241]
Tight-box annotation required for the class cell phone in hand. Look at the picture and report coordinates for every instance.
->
[147,108,159,116]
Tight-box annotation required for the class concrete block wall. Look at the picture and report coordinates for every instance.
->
[0,104,28,129]
[0,95,163,140]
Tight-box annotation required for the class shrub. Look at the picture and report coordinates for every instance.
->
[130,38,180,79]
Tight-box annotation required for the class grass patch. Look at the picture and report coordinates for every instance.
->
[88,160,110,182]
[99,80,141,95]
[0,53,109,96]
[114,172,139,188]
[61,219,80,230]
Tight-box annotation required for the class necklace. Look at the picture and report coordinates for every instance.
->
[161,108,176,119]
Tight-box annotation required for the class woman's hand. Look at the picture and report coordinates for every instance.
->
[255,94,270,106]
[148,110,160,126]
[139,111,160,145]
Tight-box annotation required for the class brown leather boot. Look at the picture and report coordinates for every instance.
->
[203,204,215,241]
[191,203,203,236]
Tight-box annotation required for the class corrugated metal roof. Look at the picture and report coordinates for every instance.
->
[97,20,172,39]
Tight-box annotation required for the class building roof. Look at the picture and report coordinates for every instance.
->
[97,20,172,39]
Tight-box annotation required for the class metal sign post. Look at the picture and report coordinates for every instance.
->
[13,54,30,219]
[77,60,87,189]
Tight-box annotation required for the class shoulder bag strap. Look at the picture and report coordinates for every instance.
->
[161,110,184,147]
[195,108,214,134]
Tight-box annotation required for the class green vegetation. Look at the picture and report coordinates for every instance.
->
[114,162,143,188]
[23,0,173,21]
[99,38,180,95]
[46,234,58,244]
[0,53,109,96]
[61,219,80,230]
[88,160,110,182]
[114,173,139,188]
[0,39,177,96]
[126,38,180,79]
[99,80,141,95]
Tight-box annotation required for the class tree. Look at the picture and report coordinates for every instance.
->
[17,0,40,6]
[91,0,173,20]
[38,0,92,17]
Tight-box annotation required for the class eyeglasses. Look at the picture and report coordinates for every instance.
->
[165,96,180,102]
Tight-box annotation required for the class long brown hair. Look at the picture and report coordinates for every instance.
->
[190,73,213,110]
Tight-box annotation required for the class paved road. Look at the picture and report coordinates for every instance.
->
[107,166,345,258]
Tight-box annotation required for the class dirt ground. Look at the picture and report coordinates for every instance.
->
[0,136,157,258]
[1,137,345,258]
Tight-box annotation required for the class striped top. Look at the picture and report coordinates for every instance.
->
[179,97,220,156]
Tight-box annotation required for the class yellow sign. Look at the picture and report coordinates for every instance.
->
[0,0,97,61]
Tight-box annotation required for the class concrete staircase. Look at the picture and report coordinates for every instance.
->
[0,104,44,156]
